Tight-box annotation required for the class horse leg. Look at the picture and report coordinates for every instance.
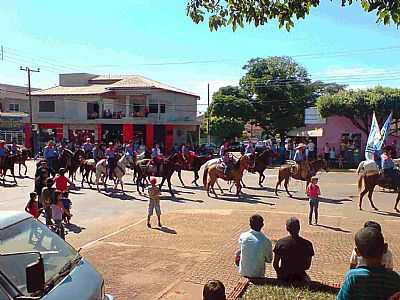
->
[215,179,224,195]
[284,177,291,197]
[275,175,283,196]
[394,192,400,212]
[367,189,378,211]
[192,170,199,186]
[11,169,17,185]
[258,171,263,187]
[236,180,242,197]
[177,170,185,187]
[241,178,246,188]
[359,188,368,211]
[24,162,27,175]
[18,163,22,177]
[167,177,174,197]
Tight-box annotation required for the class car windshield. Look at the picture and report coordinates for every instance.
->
[0,218,77,296]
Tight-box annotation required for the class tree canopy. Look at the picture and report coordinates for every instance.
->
[239,56,314,138]
[187,0,400,31]
[316,86,400,134]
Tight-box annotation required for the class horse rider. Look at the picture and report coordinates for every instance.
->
[82,138,94,159]
[105,142,117,180]
[92,143,103,162]
[244,142,256,169]
[9,141,19,155]
[181,143,190,165]
[0,140,6,176]
[151,144,162,174]
[43,140,59,174]
[125,141,137,160]
[381,146,400,186]
[293,143,309,179]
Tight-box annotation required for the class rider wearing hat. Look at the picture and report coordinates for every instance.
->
[293,143,309,179]
[92,143,103,162]
[381,146,400,186]
[105,142,116,180]
[82,138,93,159]
[151,144,162,174]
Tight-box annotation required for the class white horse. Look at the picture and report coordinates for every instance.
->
[95,154,133,192]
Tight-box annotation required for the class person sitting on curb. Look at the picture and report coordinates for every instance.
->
[237,214,273,280]
[337,227,400,300]
[203,280,226,300]
[349,221,393,271]
[273,217,314,284]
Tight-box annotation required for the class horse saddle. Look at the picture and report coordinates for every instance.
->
[290,162,310,180]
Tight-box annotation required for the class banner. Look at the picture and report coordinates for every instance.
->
[376,112,393,151]
[365,112,381,161]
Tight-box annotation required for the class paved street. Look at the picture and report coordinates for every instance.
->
[2,161,400,299]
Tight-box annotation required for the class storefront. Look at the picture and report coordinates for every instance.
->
[0,112,28,146]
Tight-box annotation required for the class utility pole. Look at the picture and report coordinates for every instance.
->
[207,83,210,144]
[20,66,40,154]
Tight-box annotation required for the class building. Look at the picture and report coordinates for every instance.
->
[31,73,200,152]
[289,107,399,158]
[0,83,38,145]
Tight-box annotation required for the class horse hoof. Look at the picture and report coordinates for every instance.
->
[359,207,362,211]
[395,208,400,213]
[373,207,379,211]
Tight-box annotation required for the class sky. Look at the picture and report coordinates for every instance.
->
[1,0,400,113]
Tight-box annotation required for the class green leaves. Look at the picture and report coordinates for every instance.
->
[186,0,400,31]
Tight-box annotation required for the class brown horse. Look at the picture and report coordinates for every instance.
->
[203,155,250,197]
[275,158,328,197]
[358,173,400,212]
[248,149,274,186]
[1,154,18,185]
[15,148,31,176]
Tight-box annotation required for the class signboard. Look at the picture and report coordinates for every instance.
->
[305,107,326,125]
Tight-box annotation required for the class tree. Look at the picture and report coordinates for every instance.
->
[239,56,313,138]
[187,0,400,31]
[316,86,400,135]
[207,85,254,139]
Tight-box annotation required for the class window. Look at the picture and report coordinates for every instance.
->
[39,101,55,112]
[9,103,20,112]
[149,104,158,113]
[149,103,166,113]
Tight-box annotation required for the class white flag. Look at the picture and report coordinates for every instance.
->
[365,112,381,161]
[376,112,393,151]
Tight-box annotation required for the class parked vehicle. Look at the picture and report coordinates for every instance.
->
[228,142,241,152]
[0,211,113,300]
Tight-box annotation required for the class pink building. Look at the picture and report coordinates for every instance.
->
[289,108,399,158]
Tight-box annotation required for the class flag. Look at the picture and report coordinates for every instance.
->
[376,112,393,151]
[365,112,381,161]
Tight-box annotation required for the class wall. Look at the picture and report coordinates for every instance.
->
[59,73,97,86]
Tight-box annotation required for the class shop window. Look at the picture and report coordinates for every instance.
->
[39,101,55,112]
[160,104,165,113]
[87,102,99,119]
[9,103,20,112]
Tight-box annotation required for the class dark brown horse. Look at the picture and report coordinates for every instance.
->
[15,148,31,176]
[1,155,18,185]
[275,159,328,197]
[135,153,184,196]
[358,173,400,212]
[176,154,213,186]
[248,149,274,186]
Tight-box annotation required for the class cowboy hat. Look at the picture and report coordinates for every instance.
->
[295,143,306,149]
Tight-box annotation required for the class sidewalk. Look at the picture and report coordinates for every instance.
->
[82,208,400,299]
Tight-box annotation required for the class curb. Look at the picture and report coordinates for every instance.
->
[227,278,249,300]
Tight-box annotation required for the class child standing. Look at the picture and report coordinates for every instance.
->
[147,177,162,228]
[61,192,72,224]
[25,192,41,219]
[307,176,321,225]
[51,192,64,227]
[54,168,74,193]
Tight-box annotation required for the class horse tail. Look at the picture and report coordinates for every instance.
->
[358,174,364,191]
[203,167,209,187]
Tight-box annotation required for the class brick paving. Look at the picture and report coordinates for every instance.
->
[83,209,399,299]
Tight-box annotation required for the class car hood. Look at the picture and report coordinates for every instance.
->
[44,258,102,300]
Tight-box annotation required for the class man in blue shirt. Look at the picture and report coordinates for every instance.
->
[337,227,400,300]
[293,144,309,179]
[381,147,400,186]
[43,140,58,173]
[0,140,6,176]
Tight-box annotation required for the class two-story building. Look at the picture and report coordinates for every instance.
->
[0,83,37,145]
[31,73,200,152]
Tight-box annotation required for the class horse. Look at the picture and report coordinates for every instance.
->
[203,154,251,198]
[248,149,274,186]
[80,159,97,188]
[275,158,328,197]
[358,170,400,212]
[95,154,134,192]
[1,154,18,185]
[176,154,213,186]
[14,148,31,177]
[134,153,183,196]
